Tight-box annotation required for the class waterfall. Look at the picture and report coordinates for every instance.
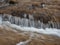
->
[0,14,3,24]
[0,14,60,37]
[0,14,60,29]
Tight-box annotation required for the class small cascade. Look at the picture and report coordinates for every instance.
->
[0,14,3,24]
[0,14,60,29]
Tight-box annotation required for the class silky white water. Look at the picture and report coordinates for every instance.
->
[0,14,60,37]
[1,14,60,29]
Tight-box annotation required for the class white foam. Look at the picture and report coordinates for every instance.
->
[16,39,31,45]
[0,15,2,24]
[2,21,60,37]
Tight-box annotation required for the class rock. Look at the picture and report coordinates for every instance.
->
[0,25,60,45]
[0,0,60,24]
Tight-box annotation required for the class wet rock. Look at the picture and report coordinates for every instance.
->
[0,0,60,28]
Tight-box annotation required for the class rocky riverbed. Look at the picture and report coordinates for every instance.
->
[0,0,60,45]
[0,22,60,45]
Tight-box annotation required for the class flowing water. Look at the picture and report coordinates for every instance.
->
[0,14,60,36]
[0,14,60,29]
[0,14,60,45]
